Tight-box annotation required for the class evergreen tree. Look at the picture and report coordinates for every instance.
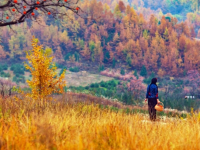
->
[140,65,147,77]
[120,68,125,75]
[150,71,155,78]
[74,52,79,61]
[112,57,116,68]
[126,54,132,66]
[183,70,187,77]
[134,69,137,77]
[99,64,105,72]
[134,69,139,79]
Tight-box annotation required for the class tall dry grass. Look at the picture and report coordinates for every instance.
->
[0,92,200,150]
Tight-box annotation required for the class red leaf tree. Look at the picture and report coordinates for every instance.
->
[186,70,200,97]
[127,79,146,101]
[0,0,90,27]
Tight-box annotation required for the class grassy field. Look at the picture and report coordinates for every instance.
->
[4,67,113,88]
[63,69,114,87]
[0,92,199,150]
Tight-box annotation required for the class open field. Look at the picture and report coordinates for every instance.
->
[5,67,113,88]
[0,92,199,150]
[63,70,114,87]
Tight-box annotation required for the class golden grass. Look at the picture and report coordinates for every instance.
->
[0,93,200,150]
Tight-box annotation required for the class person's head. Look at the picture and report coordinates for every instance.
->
[151,78,157,85]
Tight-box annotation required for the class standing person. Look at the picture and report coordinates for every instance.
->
[144,78,160,121]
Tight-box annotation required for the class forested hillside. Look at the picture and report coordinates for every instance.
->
[0,0,200,78]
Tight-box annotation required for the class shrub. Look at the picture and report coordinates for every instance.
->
[64,53,72,61]
[134,70,138,77]
[0,72,11,78]
[120,68,125,75]
[90,83,99,88]
[59,68,67,76]
[11,64,25,75]
[140,65,147,77]
[108,80,117,87]
[112,57,116,68]
[101,82,108,88]
[90,83,95,88]
[183,70,187,77]
[0,66,3,72]
[94,83,99,88]
[13,75,25,83]
[74,52,79,61]
[99,65,105,72]
[2,63,8,70]
[100,81,105,87]
[69,67,79,72]
[56,63,64,69]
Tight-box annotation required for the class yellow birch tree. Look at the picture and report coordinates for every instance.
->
[24,36,66,103]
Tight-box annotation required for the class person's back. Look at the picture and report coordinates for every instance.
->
[145,78,160,121]
[146,84,158,99]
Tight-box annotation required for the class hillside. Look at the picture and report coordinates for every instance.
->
[1,0,200,80]
[0,92,199,149]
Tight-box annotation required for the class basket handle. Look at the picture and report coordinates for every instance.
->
[157,102,164,106]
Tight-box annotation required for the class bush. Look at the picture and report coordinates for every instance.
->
[90,83,99,88]
[64,53,72,61]
[108,80,117,87]
[101,82,108,88]
[69,67,79,72]
[56,63,64,69]
[2,64,8,70]
[13,75,25,83]
[120,68,125,75]
[59,68,67,76]
[11,64,25,75]
[140,65,147,77]
[0,66,3,72]
[98,65,105,72]
[112,57,116,68]
[134,70,138,78]
[74,52,79,61]
[183,70,187,77]
[100,81,105,87]
[0,72,10,78]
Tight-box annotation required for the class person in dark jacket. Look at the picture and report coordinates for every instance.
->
[144,78,160,121]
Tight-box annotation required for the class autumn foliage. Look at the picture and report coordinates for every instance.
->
[24,36,66,102]
[1,0,200,78]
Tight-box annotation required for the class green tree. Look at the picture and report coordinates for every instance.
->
[112,57,116,68]
[64,53,71,61]
[183,70,187,77]
[126,54,132,66]
[120,68,125,75]
[74,52,79,61]
[140,65,147,77]
[134,69,139,79]
[150,71,155,79]
[98,64,105,72]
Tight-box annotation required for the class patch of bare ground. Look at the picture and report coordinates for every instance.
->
[64,70,113,87]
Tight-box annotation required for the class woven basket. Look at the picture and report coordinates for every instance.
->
[155,102,164,111]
